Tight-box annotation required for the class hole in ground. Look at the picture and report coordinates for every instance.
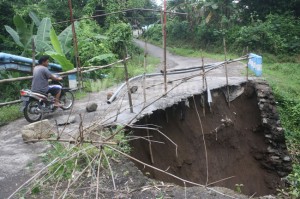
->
[128,84,284,196]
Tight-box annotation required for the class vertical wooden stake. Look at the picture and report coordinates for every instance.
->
[123,49,133,113]
[143,39,147,106]
[201,50,206,116]
[68,0,82,90]
[31,38,36,74]
[201,50,205,89]
[146,117,154,164]
[223,37,230,107]
[246,46,249,82]
[163,0,167,94]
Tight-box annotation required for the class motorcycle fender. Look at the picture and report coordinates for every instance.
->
[20,96,30,112]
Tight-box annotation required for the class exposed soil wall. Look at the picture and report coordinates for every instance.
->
[129,80,292,196]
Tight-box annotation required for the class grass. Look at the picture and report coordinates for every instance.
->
[0,104,23,126]
[168,47,240,61]
[263,56,300,102]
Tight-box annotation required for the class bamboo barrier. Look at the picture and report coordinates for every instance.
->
[0,58,129,107]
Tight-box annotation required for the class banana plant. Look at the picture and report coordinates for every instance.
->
[35,17,53,53]
[4,12,37,56]
[45,27,74,71]
[5,13,76,72]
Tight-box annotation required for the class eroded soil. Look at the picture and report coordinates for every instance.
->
[129,85,285,196]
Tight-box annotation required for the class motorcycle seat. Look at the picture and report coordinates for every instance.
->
[30,91,48,99]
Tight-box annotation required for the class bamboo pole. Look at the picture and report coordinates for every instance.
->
[53,8,187,25]
[143,39,148,105]
[163,0,167,94]
[31,38,36,73]
[246,46,249,81]
[145,117,154,164]
[0,100,22,107]
[201,50,206,116]
[0,58,128,84]
[223,37,230,107]
[123,48,134,113]
[68,0,82,90]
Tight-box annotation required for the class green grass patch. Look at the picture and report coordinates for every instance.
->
[263,62,300,101]
[0,104,22,126]
[106,54,159,83]
[168,47,240,61]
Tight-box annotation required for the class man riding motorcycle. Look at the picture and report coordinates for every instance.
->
[31,55,62,107]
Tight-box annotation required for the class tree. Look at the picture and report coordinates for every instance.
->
[238,0,300,23]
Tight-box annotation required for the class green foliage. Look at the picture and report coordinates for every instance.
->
[235,184,244,194]
[283,164,300,198]
[107,53,158,83]
[40,127,131,185]
[234,14,300,54]
[0,71,31,101]
[45,51,74,71]
[73,91,88,100]
[35,18,52,53]
[107,23,133,58]
[50,28,63,54]
[58,22,79,55]
[4,14,36,55]
[143,24,162,43]
[0,105,23,127]
[83,78,114,93]
[77,19,115,66]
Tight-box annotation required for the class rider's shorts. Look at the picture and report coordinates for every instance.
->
[47,85,62,96]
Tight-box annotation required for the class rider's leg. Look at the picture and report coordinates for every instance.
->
[48,85,62,106]
[54,90,62,106]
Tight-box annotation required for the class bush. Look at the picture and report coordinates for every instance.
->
[234,14,300,54]
[143,24,162,43]
[77,19,116,67]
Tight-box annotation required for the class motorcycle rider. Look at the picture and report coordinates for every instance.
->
[31,55,62,107]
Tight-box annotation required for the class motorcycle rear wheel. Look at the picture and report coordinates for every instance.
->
[60,91,74,110]
[24,99,42,123]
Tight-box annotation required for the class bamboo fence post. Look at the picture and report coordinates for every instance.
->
[68,0,83,90]
[223,37,230,107]
[246,46,249,81]
[123,48,134,113]
[31,38,36,73]
[143,39,148,106]
[201,50,206,116]
[145,117,154,164]
[163,0,167,94]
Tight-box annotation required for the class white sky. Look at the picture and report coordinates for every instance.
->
[154,0,163,6]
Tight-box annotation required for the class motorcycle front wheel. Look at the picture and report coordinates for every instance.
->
[60,91,74,110]
[24,99,42,123]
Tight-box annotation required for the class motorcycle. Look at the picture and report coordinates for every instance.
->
[20,81,74,123]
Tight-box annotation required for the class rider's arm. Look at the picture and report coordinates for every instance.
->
[50,74,62,81]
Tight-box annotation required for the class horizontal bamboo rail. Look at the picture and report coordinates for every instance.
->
[0,58,129,107]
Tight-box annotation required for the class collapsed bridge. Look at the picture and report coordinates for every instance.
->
[128,81,292,196]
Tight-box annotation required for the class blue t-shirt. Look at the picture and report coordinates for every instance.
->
[31,65,52,94]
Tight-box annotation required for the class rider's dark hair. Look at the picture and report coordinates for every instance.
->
[38,55,50,64]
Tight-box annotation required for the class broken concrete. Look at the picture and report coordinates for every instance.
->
[21,119,55,142]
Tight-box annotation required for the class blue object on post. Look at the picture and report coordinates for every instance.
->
[248,53,263,77]
[68,74,77,89]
